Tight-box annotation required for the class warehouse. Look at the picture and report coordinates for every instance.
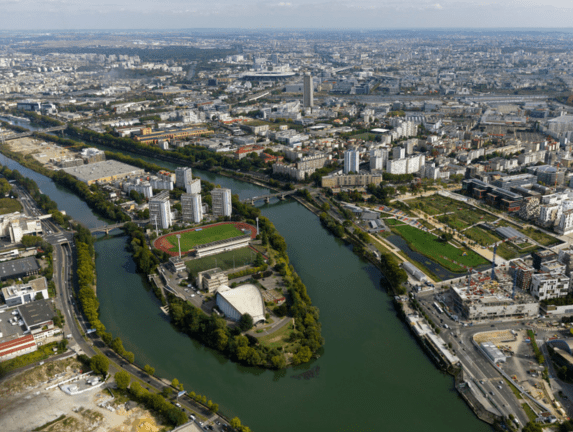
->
[0,256,40,281]
[216,284,265,323]
[62,160,144,185]
[480,341,506,363]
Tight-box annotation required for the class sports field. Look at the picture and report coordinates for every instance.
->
[185,247,255,277]
[165,224,244,252]
[393,224,489,272]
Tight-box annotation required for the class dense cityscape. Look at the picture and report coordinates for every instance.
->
[1,29,573,432]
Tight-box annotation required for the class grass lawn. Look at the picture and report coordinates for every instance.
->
[0,197,22,215]
[520,226,561,247]
[384,218,403,226]
[257,322,294,350]
[464,226,503,247]
[393,224,489,272]
[350,132,377,141]
[185,247,255,277]
[166,224,244,252]
[521,403,537,422]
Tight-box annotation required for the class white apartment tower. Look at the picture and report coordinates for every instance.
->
[149,191,172,230]
[181,193,203,224]
[185,178,201,195]
[344,149,360,174]
[303,73,313,108]
[211,188,232,217]
[175,167,193,189]
[370,149,388,171]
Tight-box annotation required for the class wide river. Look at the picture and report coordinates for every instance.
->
[0,120,491,432]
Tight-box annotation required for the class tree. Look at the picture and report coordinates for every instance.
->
[172,378,180,388]
[144,364,155,376]
[125,352,135,363]
[114,370,130,390]
[230,418,242,429]
[522,422,543,432]
[211,403,219,413]
[239,313,254,332]
[90,354,109,376]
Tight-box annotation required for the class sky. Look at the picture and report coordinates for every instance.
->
[1,0,573,30]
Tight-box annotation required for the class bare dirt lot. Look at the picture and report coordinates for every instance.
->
[0,358,169,432]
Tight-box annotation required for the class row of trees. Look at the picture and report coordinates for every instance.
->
[0,165,70,227]
[378,253,408,295]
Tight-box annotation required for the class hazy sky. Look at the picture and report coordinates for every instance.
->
[2,0,573,30]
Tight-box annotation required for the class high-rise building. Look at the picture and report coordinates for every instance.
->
[149,191,172,230]
[185,178,201,195]
[393,146,406,160]
[211,188,232,217]
[344,149,360,174]
[181,193,203,224]
[303,72,313,108]
[175,167,193,189]
[370,149,388,171]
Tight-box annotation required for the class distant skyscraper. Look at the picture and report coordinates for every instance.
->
[344,149,360,174]
[303,72,313,108]
[181,193,203,224]
[211,188,232,217]
[149,191,172,230]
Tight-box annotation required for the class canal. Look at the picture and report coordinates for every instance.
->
[0,122,491,432]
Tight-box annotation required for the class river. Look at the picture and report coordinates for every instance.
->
[0,121,491,432]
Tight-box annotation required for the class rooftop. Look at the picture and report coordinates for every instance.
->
[18,299,54,328]
[0,256,39,280]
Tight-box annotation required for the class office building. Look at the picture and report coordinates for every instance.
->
[303,73,314,108]
[175,167,193,189]
[1,277,48,307]
[211,188,232,217]
[344,149,360,174]
[149,191,172,230]
[181,193,203,223]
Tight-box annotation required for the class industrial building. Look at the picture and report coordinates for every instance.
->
[216,283,265,323]
[211,188,232,217]
[0,256,40,281]
[2,277,48,307]
[181,193,203,224]
[0,335,37,361]
[18,299,57,338]
[149,191,172,230]
[62,160,144,185]
[133,126,213,144]
[480,341,506,363]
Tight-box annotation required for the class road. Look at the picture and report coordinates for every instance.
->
[12,183,231,431]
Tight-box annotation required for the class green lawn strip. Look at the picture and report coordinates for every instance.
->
[464,226,503,246]
[521,402,537,422]
[185,247,254,277]
[520,227,560,247]
[392,225,488,272]
[496,242,519,260]
[166,225,244,251]
[257,322,294,350]
[0,197,22,215]
[503,377,523,400]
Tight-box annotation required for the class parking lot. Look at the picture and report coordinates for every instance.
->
[0,307,27,341]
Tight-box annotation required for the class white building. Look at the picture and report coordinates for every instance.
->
[185,178,201,195]
[303,72,313,108]
[211,188,232,217]
[531,273,571,301]
[0,212,43,244]
[181,193,203,224]
[344,149,360,174]
[122,178,153,199]
[393,146,406,160]
[1,277,48,307]
[175,167,193,189]
[386,154,425,175]
[149,191,172,229]
[556,209,573,235]
[216,284,265,323]
[370,148,388,171]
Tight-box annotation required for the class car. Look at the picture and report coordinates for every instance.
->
[191,294,195,297]
[175,403,181,408]
[480,380,485,384]
[189,415,196,421]
[11,311,18,316]
[498,385,502,389]
[489,391,494,395]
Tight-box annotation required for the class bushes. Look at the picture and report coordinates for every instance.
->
[127,382,187,427]
[527,330,545,364]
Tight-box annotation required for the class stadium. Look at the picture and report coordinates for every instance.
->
[154,222,257,257]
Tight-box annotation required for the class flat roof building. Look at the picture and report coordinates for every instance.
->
[0,256,40,281]
[2,277,48,307]
[197,268,228,293]
[62,160,144,185]
[18,299,55,334]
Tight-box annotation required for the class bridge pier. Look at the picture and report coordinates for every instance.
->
[265,197,270,204]
[278,194,285,201]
